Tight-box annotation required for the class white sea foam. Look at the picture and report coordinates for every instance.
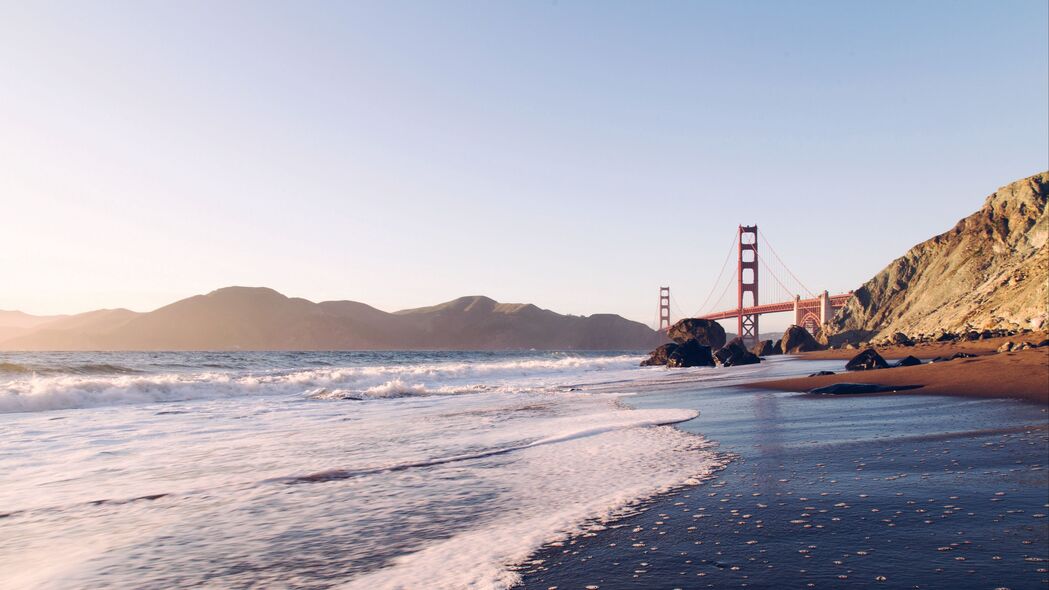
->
[0,385,722,590]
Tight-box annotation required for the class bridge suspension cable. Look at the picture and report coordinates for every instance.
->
[757,228,816,298]
[692,230,739,317]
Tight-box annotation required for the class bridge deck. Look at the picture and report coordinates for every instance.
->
[698,293,852,321]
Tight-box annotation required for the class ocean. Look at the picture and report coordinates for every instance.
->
[3,351,1045,590]
[0,350,759,589]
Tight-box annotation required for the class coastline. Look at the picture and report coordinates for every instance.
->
[515,356,1049,590]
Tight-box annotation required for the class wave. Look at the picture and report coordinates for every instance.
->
[0,354,644,413]
[0,362,143,376]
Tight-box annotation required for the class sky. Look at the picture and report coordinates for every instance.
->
[1,0,1047,329]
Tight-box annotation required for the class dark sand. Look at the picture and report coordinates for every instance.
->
[515,359,1049,590]
[757,348,1049,405]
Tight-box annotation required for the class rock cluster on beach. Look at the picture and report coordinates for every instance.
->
[642,319,763,368]
[827,327,1040,352]
[642,320,834,368]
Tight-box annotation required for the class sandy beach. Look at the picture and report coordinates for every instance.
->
[757,347,1049,405]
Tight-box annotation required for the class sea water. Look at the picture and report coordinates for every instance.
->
[0,350,785,589]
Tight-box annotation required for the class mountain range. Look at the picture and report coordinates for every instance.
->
[0,288,659,351]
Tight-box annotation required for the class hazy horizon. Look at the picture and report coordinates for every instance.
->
[2,1,1047,330]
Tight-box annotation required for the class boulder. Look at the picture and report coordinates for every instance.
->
[641,342,679,366]
[667,318,727,349]
[888,332,914,346]
[780,325,824,354]
[894,355,922,367]
[751,339,778,356]
[809,370,836,377]
[845,348,889,371]
[666,340,715,368]
[713,339,762,367]
[997,341,1015,353]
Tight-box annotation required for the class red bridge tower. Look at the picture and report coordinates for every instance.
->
[737,225,759,347]
[658,286,671,332]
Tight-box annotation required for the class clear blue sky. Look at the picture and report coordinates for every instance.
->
[2,0,1046,329]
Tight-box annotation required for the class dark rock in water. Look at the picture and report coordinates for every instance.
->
[640,342,679,366]
[809,370,836,377]
[780,325,824,354]
[751,339,778,356]
[809,382,924,395]
[713,339,762,367]
[845,348,889,371]
[667,340,715,368]
[667,318,727,349]
[894,355,922,367]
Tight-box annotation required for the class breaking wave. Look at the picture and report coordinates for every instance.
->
[0,354,645,413]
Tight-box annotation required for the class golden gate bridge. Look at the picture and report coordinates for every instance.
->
[658,225,853,347]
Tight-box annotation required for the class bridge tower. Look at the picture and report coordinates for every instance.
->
[658,286,671,332]
[737,225,759,348]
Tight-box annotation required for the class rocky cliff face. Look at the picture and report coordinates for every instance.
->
[830,171,1048,341]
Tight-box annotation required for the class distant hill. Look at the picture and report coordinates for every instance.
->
[0,287,658,351]
[830,171,1048,341]
[0,310,68,344]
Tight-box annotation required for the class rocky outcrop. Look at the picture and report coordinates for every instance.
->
[752,339,779,356]
[887,332,914,346]
[894,355,922,367]
[845,348,889,371]
[667,340,715,368]
[667,319,727,349]
[713,340,762,367]
[829,172,1049,341]
[641,343,678,366]
[780,325,824,354]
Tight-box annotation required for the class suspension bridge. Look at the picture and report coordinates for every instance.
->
[657,225,853,348]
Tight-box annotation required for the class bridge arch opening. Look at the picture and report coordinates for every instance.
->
[800,311,822,335]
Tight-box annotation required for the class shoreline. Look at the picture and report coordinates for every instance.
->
[515,359,1049,589]
[758,346,1048,405]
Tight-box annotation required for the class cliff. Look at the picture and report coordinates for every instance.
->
[830,171,1049,341]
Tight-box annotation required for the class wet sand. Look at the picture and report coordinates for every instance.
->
[514,363,1049,590]
[757,348,1049,405]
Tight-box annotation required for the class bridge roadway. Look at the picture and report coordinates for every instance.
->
[698,292,853,334]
